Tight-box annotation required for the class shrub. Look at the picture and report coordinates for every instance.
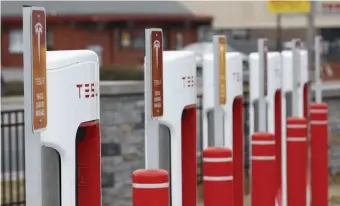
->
[100,65,144,81]
[3,81,24,96]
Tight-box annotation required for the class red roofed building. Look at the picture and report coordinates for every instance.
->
[1,1,212,68]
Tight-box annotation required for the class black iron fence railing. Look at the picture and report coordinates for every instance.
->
[1,109,25,206]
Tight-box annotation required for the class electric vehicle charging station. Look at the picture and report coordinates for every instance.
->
[249,39,284,205]
[144,28,197,206]
[41,50,101,206]
[314,36,323,103]
[202,35,227,149]
[202,51,215,149]
[249,49,282,203]
[23,6,101,206]
[249,39,269,136]
[202,35,244,206]
[281,39,309,206]
[281,40,308,120]
[223,51,244,206]
[280,48,294,206]
[249,39,270,155]
[266,52,283,206]
[202,36,243,148]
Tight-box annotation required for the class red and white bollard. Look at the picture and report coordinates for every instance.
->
[310,103,328,206]
[132,169,169,206]
[203,147,233,206]
[286,117,308,206]
[251,132,276,206]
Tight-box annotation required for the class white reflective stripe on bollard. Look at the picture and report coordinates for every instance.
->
[132,182,169,189]
[287,137,307,142]
[251,156,276,161]
[251,140,275,145]
[203,176,233,181]
[203,157,233,162]
[310,109,327,114]
[310,120,328,125]
[287,124,307,129]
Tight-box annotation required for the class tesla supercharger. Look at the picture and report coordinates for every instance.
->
[202,35,244,205]
[267,53,283,206]
[223,51,244,206]
[202,36,244,148]
[23,6,101,206]
[314,36,323,103]
[41,50,101,206]
[144,28,197,206]
[202,35,227,149]
[249,39,283,204]
[250,50,283,205]
[281,40,309,206]
[249,39,268,137]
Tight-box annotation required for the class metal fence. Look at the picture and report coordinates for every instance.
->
[1,109,26,206]
[0,96,249,206]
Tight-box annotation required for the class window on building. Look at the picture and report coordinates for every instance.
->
[47,29,53,49]
[118,29,168,50]
[230,29,249,40]
[9,29,23,53]
[119,29,143,50]
[321,28,340,61]
[9,29,53,53]
[198,26,213,42]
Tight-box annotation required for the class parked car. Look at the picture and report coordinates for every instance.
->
[181,42,249,70]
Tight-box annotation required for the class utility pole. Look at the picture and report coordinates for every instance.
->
[276,14,282,51]
[307,1,316,82]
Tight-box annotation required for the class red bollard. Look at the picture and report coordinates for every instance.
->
[233,97,244,206]
[274,91,283,205]
[132,169,169,206]
[310,103,328,206]
[251,132,276,206]
[203,147,233,206]
[286,117,308,206]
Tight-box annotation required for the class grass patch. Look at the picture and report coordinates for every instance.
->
[1,179,25,205]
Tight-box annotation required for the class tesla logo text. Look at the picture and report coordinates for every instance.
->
[76,83,98,99]
[275,68,281,78]
[232,72,242,82]
[182,76,195,88]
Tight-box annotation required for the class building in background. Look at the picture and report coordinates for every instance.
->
[182,1,340,81]
[1,1,212,68]
[184,1,340,53]
[183,1,340,40]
